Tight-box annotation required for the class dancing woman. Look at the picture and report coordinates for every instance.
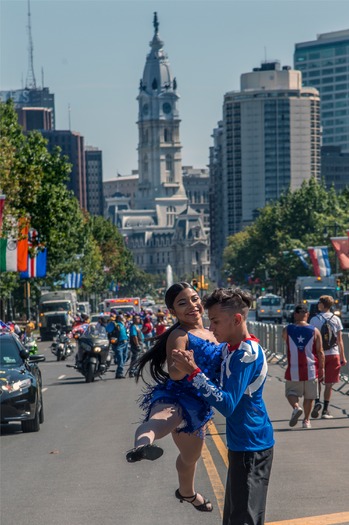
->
[126,282,225,512]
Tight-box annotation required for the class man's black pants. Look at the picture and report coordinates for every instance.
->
[223,447,273,525]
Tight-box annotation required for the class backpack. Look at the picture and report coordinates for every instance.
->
[319,314,337,351]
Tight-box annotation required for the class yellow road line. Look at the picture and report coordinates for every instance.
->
[208,421,228,467]
[266,513,349,525]
[201,441,225,517]
[204,424,349,525]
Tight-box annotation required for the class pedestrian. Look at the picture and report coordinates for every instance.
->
[126,282,225,513]
[282,304,325,429]
[172,287,274,525]
[309,295,347,419]
[106,313,129,379]
[128,314,144,377]
[154,311,168,337]
[142,314,154,350]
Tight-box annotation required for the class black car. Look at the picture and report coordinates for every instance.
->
[0,332,45,432]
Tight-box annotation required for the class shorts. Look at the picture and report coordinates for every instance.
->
[285,379,318,400]
[324,354,341,384]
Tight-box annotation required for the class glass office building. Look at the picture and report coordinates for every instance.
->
[294,30,349,151]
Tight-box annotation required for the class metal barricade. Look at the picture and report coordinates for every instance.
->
[249,321,349,395]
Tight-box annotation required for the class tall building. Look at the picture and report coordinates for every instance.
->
[209,122,224,285]
[209,61,321,282]
[0,87,55,128]
[85,146,104,216]
[117,13,209,279]
[294,30,349,151]
[17,106,53,131]
[42,130,87,210]
[321,146,349,191]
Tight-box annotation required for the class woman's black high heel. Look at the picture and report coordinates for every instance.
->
[126,444,163,463]
[175,489,213,512]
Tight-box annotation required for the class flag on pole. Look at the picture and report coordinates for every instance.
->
[292,248,310,269]
[20,248,47,278]
[330,237,349,271]
[308,246,332,277]
[62,272,83,289]
[0,218,29,272]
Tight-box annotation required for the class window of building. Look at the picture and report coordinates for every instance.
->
[165,154,174,182]
[166,206,176,226]
[143,154,148,175]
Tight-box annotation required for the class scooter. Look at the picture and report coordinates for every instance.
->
[51,325,75,361]
[72,324,112,383]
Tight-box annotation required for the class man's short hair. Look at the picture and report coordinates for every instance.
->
[203,287,252,316]
[294,304,308,315]
[318,295,334,309]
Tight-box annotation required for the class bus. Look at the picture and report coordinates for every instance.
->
[256,293,283,323]
[98,297,141,314]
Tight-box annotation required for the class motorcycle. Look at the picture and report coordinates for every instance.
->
[72,323,112,383]
[51,324,75,361]
[23,335,38,355]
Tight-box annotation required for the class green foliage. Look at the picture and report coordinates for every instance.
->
[223,179,349,292]
[0,100,146,312]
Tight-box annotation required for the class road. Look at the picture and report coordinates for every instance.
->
[1,340,349,525]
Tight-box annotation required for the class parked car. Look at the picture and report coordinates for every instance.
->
[283,304,295,323]
[0,332,45,432]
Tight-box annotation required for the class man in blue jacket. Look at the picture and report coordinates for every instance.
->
[172,287,274,525]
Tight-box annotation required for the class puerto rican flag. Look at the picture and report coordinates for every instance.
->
[20,247,47,278]
[285,325,318,381]
[307,246,331,277]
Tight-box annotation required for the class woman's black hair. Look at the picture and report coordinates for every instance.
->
[135,282,194,385]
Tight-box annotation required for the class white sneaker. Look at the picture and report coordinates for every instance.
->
[302,419,311,429]
[289,407,303,427]
[321,410,334,419]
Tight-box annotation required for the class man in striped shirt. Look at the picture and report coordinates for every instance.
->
[282,304,324,429]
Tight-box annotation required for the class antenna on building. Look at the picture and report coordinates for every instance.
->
[41,67,45,88]
[68,104,71,130]
[25,0,37,89]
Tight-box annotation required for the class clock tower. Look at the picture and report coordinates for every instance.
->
[136,12,187,223]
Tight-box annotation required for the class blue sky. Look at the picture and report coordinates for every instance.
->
[1,0,349,180]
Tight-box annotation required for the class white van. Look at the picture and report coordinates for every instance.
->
[256,294,283,323]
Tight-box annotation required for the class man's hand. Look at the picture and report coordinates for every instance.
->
[172,349,198,375]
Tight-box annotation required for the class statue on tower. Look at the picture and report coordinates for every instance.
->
[153,12,159,34]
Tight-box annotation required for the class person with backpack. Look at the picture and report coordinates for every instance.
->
[309,295,347,419]
[282,304,324,429]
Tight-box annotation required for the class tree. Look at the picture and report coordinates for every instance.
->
[223,179,349,293]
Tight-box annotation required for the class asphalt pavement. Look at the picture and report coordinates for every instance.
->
[1,340,349,525]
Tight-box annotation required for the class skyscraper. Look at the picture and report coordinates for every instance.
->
[209,61,321,282]
[85,146,104,216]
[294,30,349,151]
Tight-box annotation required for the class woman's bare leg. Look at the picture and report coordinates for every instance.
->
[172,429,211,508]
[134,403,182,447]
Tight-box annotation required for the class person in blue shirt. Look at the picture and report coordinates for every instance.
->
[106,313,129,379]
[128,314,144,378]
[172,287,274,525]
